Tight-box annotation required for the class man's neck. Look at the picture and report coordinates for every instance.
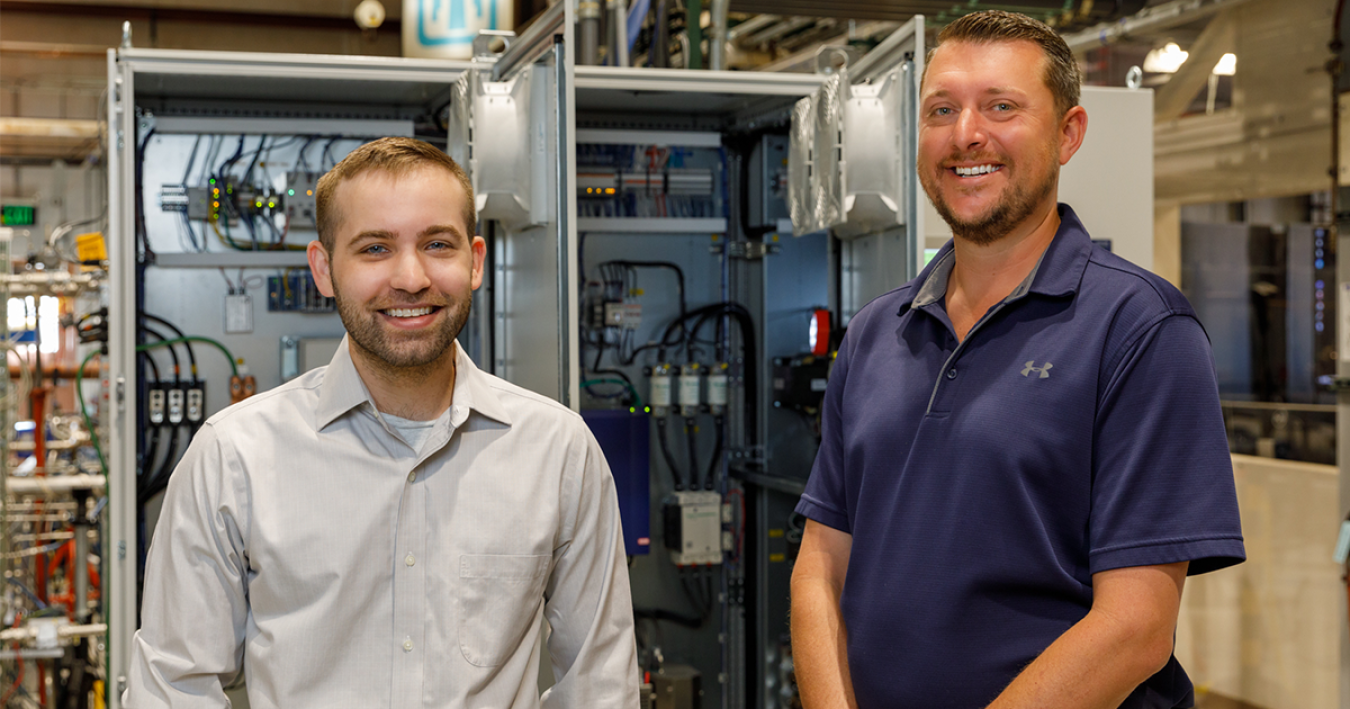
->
[946,203,1061,341]
[349,342,458,421]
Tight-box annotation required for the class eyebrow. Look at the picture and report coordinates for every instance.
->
[349,224,466,248]
[924,86,1029,101]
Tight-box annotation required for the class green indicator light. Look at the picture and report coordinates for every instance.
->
[287,189,295,196]
[629,407,635,413]
[644,406,651,413]
[268,202,275,208]
[209,178,216,185]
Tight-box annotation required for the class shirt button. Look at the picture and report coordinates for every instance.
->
[403,637,413,652]
[946,368,957,379]
[405,553,416,567]
[408,471,416,483]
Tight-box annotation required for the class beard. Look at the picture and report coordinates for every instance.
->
[331,278,472,374]
[919,147,1059,246]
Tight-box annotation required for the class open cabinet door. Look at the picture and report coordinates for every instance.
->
[788,16,925,325]
[448,3,577,406]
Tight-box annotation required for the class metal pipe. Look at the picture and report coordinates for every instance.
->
[753,20,897,74]
[743,17,814,48]
[579,0,602,66]
[0,623,108,643]
[74,514,90,619]
[851,16,923,84]
[727,14,779,44]
[5,474,106,494]
[709,0,731,70]
[608,0,630,67]
[492,1,566,82]
[651,0,671,68]
[1060,0,1258,53]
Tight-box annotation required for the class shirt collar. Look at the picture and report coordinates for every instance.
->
[899,203,1093,315]
[316,337,514,431]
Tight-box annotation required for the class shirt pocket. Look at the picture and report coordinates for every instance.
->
[457,553,550,667]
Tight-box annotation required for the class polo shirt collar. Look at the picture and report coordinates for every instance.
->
[316,336,513,431]
[899,203,1093,315]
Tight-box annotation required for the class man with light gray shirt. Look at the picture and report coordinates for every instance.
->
[125,137,639,708]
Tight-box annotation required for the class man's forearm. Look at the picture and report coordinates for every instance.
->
[984,609,1169,709]
[790,575,858,709]
[987,563,1187,709]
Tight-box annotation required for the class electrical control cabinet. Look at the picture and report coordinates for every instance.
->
[104,42,566,709]
[571,21,924,706]
[95,13,929,709]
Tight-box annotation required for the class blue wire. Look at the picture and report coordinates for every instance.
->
[6,578,47,609]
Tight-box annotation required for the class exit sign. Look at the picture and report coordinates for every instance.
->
[1,205,35,226]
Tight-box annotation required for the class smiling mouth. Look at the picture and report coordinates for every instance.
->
[952,164,1002,177]
[382,306,439,318]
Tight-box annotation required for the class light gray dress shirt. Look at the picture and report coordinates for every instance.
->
[125,339,639,708]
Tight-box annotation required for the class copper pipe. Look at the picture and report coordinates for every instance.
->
[9,362,100,380]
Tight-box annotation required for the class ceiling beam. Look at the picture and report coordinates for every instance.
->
[1061,0,1256,54]
[1153,8,1237,121]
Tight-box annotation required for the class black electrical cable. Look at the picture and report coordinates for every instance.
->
[138,327,184,504]
[136,349,161,491]
[684,416,700,491]
[633,607,704,628]
[706,414,724,490]
[140,326,180,385]
[141,313,198,383]
[656,416,685,491]
[135,127,158,261]
[602,259,687,341]
[686,303,757,445]
[655,301,759,444]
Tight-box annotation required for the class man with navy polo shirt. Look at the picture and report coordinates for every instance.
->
[790,10,1244,709]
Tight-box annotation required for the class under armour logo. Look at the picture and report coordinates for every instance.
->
[1021,361,1052,379]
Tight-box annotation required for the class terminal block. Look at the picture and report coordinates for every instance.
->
[268,271,336,313]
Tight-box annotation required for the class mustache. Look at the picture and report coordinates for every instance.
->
[939,152,1005,166]
[365,295,451,309]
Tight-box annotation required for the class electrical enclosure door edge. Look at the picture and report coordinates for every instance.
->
[482,55,568,402]
[106,49,140,708]
[787,17,924,325]
[840,16,924,325]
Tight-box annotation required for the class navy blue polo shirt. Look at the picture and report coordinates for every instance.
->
[797,205,1245,709]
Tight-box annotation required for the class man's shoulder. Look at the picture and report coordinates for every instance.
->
[850,283,919,331]
[472,368,587,428]
[1082,245,1197,320]
[202,366,325,434]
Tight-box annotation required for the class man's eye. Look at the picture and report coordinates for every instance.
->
[994,103,1012,111]
[363,244,389,254]
[427,241,451,251]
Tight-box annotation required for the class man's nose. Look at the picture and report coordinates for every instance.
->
[952,108,987,151]
[390,251,432,293]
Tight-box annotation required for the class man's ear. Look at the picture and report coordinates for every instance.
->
[1058,105,1088,166]
[470,235,487,291]
[308,239,335,298]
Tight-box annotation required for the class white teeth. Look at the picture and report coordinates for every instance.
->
[955,165,1000,177]
[386,307,433,318]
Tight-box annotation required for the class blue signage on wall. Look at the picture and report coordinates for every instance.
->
[418,0,500,47]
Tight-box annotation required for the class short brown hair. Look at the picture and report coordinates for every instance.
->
[926,10,1081,116]
[315,137,476,252]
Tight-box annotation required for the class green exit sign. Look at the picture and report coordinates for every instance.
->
[1,205,36,226]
